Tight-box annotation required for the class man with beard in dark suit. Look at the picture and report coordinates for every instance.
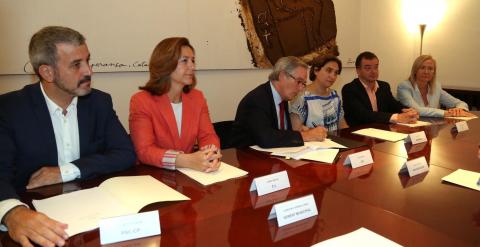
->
[0,26,135,247]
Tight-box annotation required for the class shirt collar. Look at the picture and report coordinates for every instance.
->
[359,78,379,92]
[269,81,283,106]
[40,83,78,115]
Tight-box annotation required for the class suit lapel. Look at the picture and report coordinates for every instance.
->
[264,82,279,129]
[181,92,193,146]
[354,79,373,111]
[28,83,58,161]
[284,101,292,130]
[77,95,91,156]
[156,95,181,148]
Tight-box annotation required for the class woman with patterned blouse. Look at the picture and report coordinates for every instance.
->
[290,55,348,132]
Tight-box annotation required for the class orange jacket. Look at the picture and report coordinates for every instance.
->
[129,89,219,168]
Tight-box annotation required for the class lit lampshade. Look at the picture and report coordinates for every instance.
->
[402,0,446,54]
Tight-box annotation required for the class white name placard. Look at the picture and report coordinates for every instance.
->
[405,131,427,145]
[399,156,429,177]
[268,194,318,227]
[250,171,290,196]
[455,121,469,132]
[344,150,373,168]
[99,210,161,245]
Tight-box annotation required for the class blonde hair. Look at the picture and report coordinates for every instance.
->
[408,55,437,94]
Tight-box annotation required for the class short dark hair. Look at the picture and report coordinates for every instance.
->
[29,26,86,78]
[355,51,378,68]
[309,55,342,81]
[140,37,196,95]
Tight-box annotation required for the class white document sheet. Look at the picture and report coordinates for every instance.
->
[250,139,345,153]
[442,169,480,191]
[250,145,308,154]
[298,149,340,163]
[396,120,432,127]
[352,128,408,142]
[305,139,347,149]
[177,162,248,186]
[272,148,339,164]
[33,175,190,237]
[445,115,478,121]
[312,227,401,247]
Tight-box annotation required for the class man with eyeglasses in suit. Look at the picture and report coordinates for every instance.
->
[231,56,327,148]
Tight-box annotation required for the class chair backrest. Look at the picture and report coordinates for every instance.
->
[213,120,234,149]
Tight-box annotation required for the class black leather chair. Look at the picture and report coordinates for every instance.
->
[213,120,234,149]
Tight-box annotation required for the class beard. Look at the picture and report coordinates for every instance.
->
[53,72,92,97]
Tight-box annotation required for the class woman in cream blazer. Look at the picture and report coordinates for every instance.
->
[397,55,473,117]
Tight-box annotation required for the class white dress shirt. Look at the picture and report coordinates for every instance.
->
[171,102,183,136]
[0,83,82,230]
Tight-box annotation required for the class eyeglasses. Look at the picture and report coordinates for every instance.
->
[285,72,307,87]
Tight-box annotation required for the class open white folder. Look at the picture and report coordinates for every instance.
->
[33,175,189,237]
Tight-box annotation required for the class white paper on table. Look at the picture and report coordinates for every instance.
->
[445,115,478,121]
[250,145,308,154]
[177,162,248,186]
[298,149,339,163]
[271,147,316,160]
[272,148,339,163]
[311,227,402,247]
[396,120,432,127]
[352,128,408,142]
[442,169,480,191]
[305,139,347,149]
[33,175,190,237]
[250,139,345,153]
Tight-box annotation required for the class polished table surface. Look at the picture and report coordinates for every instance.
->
[1,115,479,246]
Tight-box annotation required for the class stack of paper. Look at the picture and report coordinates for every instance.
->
[396,120,432,127]
[272,148,340,163]
[250,139,345,163]
[352,128,408,142]
[33,175,190,236]
[177,162,248,186]
[445,115,478,121]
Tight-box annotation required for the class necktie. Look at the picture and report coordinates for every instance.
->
[279,101,285,130]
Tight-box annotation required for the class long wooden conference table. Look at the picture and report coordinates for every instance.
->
[1,115,479,246]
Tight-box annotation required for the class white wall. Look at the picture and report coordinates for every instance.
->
[0,0,478,130]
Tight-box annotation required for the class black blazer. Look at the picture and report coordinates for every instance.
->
[230,81,303,148]
[342,78,405,127]
[0,83,136,201]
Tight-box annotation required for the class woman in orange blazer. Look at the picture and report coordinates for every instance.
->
[129,37,221,172]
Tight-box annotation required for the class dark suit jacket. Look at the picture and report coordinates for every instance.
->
[342,78,405,127]
[0,83,136,201]
[230,81,303,148]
